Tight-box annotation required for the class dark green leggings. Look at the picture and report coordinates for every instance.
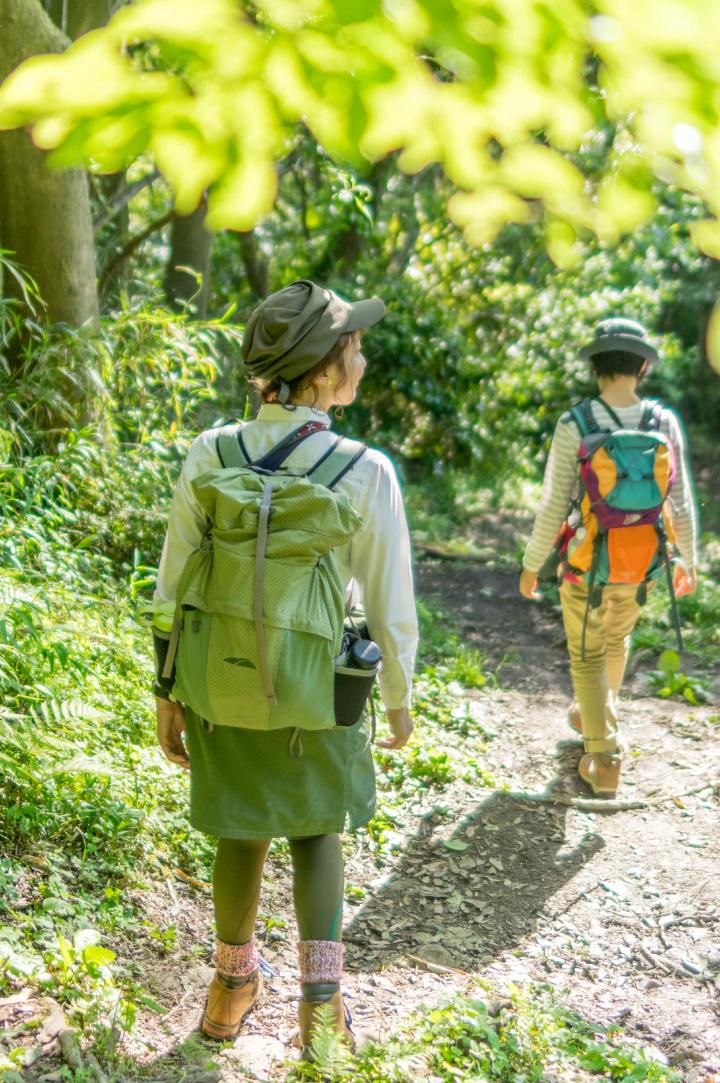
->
[213,833,344,945]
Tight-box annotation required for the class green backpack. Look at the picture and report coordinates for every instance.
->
[162,421,366,731]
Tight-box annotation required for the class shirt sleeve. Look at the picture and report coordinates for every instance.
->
[348,453,418,710]
[523,419,579,572]
[663,408,699,568]
[151,435,212,628]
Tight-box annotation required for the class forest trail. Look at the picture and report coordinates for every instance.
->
[22,517,720,1082]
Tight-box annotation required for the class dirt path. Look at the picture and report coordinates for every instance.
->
[24,551,720,1082]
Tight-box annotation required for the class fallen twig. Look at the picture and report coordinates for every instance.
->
[636,944,673,975]
[544,881,602,919]
[414,542,490,563]
[406,953,469,977]
[635,944,704,981]
[506,779,719,813]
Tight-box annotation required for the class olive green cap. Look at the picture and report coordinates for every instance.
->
[242,279,385,381]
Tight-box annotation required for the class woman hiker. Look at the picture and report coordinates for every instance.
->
[149,280,418,1053]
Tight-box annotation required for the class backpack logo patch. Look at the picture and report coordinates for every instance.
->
[224,657,256,669]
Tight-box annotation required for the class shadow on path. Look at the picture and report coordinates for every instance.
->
[344,761,603,973]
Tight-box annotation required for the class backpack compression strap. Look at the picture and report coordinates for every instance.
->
[254,482,278,705]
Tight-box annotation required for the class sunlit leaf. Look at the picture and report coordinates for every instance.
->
[658,649,681,675]
[448,187,531,246]
[690,219,720,260]
[499,145,584,202]
[112,0,241,42]
[82,945,116,967]
[207,158,278,230]
[706,300,720,375]
[546,219,581,269]
[597,175,656,234]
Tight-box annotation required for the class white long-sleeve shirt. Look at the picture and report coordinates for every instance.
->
[523,398,698,573]
[152,404,418,709]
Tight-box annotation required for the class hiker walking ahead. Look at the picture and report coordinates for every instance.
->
[519,319,698,797]
[150,281,417,1054]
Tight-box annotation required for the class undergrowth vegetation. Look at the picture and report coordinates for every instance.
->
[295,985,679,1083]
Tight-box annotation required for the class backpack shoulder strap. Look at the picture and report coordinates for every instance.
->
[216,425,251,468]
[597,399,625,430]
[253,420,328,472]
[216,421,328,472]
[639,398,663,432]
[308,437,367,490]
[569,397,600,437]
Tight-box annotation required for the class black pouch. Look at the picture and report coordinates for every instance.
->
[334,620,381,727]
[334,664,377,727]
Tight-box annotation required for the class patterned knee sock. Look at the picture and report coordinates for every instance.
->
[298,940,343,1001]
[215,934,260,989]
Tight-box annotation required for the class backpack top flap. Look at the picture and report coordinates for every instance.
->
[191,468,362,558]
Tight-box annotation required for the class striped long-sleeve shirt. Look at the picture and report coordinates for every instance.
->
[523,398,698,573]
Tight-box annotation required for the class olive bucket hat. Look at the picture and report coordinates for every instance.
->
[242,279,385,385]
[579,317,658,365]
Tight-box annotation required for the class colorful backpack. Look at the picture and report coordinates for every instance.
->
[161,421,367,731]
[556,398,682,657]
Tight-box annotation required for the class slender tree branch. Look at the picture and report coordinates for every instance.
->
[93,170,160,231]
[99,208,175,291]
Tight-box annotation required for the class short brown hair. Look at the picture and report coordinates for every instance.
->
[252,330,361,406]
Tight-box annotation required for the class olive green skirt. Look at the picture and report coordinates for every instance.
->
[183,708,376,840]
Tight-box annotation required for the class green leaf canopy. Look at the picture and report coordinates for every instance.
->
[2,0,720,258]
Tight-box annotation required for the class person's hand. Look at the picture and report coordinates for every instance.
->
[673,563,697,598]
[378,707,414,750]
[156,697,189,769]
[519,568,541,600]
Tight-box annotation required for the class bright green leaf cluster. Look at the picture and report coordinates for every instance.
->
[2,0,720,261]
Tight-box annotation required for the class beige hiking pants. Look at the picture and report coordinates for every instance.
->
[559,580,646,755]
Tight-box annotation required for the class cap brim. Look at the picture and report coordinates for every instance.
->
[579,334,657,362]
[342,297,385,333]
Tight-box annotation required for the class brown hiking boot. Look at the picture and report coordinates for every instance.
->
[578,753,621,797]
[568,702,583,734]
[298,990,354,1061]
[201,969,263,1040]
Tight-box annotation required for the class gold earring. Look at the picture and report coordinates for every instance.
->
[326,377,334,386]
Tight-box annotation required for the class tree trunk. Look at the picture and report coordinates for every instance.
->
[238,230,268,299]
[164,203,214,319]
[44,0,113,40]
[0,0,99,328]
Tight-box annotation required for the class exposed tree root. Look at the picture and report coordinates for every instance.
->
[506,779,719,813]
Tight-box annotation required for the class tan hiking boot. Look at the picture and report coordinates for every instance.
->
[298,990,354,1061]
[568,702,583,734]
[201,969,263,1040]
[578,753,621,797]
